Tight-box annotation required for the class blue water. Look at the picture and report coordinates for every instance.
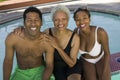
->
[0,12,120,80]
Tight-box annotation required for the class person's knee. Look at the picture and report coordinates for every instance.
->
[67,74,81,80]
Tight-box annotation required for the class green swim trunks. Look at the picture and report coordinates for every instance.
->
[10,65,55,80]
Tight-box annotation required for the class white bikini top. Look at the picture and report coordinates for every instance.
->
[79,27,102,57]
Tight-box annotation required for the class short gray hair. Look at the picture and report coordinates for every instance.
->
[51,5,70,21]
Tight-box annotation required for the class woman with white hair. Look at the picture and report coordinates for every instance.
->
[44,5,82,80]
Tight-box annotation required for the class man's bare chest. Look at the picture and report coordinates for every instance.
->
[15,40,45,58]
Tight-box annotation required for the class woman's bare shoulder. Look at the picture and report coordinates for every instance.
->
[98,27,107,35]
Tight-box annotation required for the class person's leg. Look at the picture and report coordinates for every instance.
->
[53,68,67,80]
[81,58,97,80]
[96,56,111,80]
[67,59,82,80]
[67,74,81,80]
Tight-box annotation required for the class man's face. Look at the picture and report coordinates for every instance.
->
[24,12,42,37]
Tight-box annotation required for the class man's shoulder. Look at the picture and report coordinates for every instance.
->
[6,32,20,43]
[6,32,15,39]
[5,32,17,46]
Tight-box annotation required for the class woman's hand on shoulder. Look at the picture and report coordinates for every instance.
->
[13,26,24,38]
[44,33,59,49]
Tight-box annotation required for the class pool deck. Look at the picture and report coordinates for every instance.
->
[0,0,120,24]
[110,52,120,74]
[0,0,120,74]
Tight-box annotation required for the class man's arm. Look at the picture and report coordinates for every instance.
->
[3,33,15,80]
[42,43,54,80]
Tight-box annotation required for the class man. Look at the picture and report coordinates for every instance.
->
[3,6,55,80]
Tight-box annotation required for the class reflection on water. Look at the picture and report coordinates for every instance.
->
[0,12,120,80]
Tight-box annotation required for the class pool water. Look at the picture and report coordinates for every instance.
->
[0,12,120,80]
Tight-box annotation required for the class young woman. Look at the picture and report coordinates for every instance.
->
[73,8,111,80]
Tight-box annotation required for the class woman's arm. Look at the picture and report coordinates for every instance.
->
[98,27,110,75]
[45,33,80,67]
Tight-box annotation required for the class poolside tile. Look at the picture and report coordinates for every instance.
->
[110,52,120,73]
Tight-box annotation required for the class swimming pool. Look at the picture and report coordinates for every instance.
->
[0,12,120,80]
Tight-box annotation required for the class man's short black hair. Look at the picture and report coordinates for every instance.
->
[23,6,42,22]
